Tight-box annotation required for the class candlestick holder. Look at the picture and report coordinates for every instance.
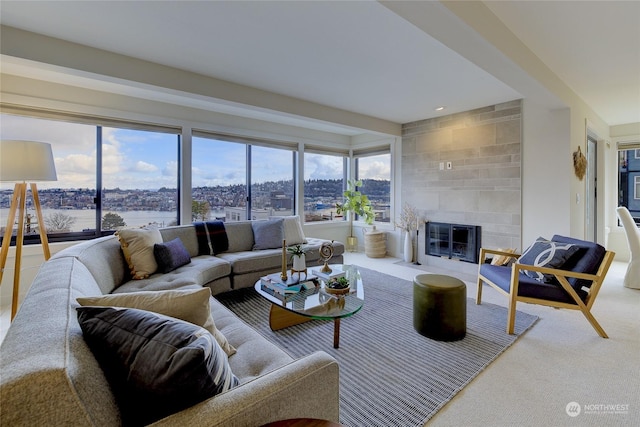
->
[280,239,288,281]
[319,241,334,273]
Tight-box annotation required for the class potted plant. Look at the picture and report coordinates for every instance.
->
[336,179,374,252]
[287,244,309,272]
[325,276,351,295]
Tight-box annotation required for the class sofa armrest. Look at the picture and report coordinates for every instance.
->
[150,351,340,427]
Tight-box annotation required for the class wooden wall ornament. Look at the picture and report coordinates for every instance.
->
[573,146,587,181]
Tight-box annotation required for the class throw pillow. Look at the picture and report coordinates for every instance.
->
[116,228,163,279]
[77,306,239,426]
[154,237,191,273]
[491,248,516,266]
[518,237,580,282]
[252,217,285,250]
[271,215,307,245]
[77,287,236,357]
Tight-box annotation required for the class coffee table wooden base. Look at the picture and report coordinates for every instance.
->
[269,304,342,348]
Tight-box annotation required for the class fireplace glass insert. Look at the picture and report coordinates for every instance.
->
[426,222,481,263]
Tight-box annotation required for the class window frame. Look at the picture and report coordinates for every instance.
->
[1,111,181,244]
[616,138,640,226]
[1,109,396,245]
[353,146,392,224]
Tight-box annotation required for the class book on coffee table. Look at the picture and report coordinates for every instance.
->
[260,273,318,295]
[311,265,346,280]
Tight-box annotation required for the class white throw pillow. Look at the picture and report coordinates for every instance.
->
[271,215,307,245]
[76,287,237,356]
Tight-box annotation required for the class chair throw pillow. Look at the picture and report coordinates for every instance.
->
[518,237,580,282]
[154,237,191,273]
[77,287,236,357]
[77,306,239,426]
[491,248,516,266]
[116,228,163,279]
[252,217,285,250]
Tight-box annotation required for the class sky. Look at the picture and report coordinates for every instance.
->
[1,113,391,190]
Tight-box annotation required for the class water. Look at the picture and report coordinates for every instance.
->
[0,208,183,232]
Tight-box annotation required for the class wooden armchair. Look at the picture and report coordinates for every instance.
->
[476,235,615,338]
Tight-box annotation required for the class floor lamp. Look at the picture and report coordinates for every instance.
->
[0,140,57,320]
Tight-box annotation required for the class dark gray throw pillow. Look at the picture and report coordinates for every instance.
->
[154,237,191,273]
[518,237,580,282]
[77,306,239,426]
[251,218,285,250]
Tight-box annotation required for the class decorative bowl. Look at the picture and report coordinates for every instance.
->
[324,283,351,295]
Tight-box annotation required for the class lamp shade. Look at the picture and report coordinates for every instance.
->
[0,140,57,182]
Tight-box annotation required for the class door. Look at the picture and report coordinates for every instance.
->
[585,135,598,241]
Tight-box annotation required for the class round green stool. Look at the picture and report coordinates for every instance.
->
[413,274,466,341]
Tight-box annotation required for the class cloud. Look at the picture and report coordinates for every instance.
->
[358,157,390,180]
[305,153,344,180]
[136,161,159,172]
[162,161,177,177]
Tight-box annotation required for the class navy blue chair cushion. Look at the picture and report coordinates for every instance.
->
[551,235,605,290]
[480,264,586,304]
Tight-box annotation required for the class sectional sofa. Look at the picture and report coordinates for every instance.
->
[0,217,344,426]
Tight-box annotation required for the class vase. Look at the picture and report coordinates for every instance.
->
[346,236,358,252]
[292,254,306,272]
[403,230,413,263]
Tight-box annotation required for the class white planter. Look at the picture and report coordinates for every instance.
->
[292,254,306,271]
[403,230,413,263]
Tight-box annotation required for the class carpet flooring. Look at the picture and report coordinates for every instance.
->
[217,266,538,427]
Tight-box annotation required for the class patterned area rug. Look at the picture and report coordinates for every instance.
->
[217,267,538,427]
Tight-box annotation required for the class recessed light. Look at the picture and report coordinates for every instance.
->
[435,106,446,111]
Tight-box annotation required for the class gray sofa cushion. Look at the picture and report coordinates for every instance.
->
[223,222,255,252]
[114,256,231,293]
[251,218,285,250]
[159,225,200,258]
[77,306,239,426]
[217,249,283,275]
[209,298,295,382]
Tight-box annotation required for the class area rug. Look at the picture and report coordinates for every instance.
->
[217,267,538,427]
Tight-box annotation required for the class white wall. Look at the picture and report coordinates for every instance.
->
[521,101,571,245]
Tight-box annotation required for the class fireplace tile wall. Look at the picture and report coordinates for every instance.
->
[402,100,522,269]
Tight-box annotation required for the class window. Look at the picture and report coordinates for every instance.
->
[250,145,295,220]
[192,134,296,222]
[100,127,179,230]
[192,137,247,222]
[355,150,391,223]
[1,110,395,242]
[1,114,96,239]
[303,152,347,222]
[617,141,640,225]
[0,113,180,241]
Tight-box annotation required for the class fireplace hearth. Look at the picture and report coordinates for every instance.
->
[426,222,481,264]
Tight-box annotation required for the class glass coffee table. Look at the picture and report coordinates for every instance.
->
[254,264,364,348]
